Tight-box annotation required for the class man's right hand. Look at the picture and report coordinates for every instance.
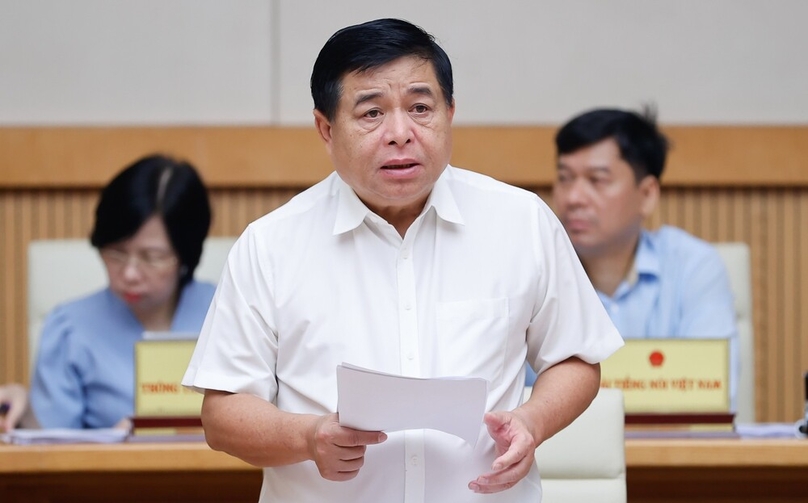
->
[308,413,387,481]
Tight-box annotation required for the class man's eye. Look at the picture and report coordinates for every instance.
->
[365,110,381,118]
[412,104,429,114]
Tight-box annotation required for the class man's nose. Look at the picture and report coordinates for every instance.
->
[565,179,591,206]
[385,110,413,146]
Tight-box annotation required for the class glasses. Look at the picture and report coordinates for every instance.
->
[100,248,178,272]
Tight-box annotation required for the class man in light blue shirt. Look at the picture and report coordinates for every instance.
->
[526,108,738,411]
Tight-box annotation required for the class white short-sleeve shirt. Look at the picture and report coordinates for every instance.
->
[183,166,623,503]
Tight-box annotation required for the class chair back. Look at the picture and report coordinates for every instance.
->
[26,236,236,372]
[713,242,754,423]
[532,387,626,503]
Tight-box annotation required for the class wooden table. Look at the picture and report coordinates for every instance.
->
[1,438,807,502]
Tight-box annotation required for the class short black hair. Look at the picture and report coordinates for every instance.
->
[90,154,212,287]
[555,107,670,181]
[311,18,454,121]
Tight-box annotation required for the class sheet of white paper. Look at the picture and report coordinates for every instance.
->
[0,428,128,445]
[336,363,488,446]
[735,422,806,439]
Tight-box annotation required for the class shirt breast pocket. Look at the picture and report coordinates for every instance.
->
[435,297,509,385]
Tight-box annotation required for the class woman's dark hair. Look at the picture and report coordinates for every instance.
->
[90,154,212,287]
[555,107,670,182]
[311,18,454,121]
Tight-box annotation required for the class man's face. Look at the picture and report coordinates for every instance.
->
[552,138,658,259]
[314,56,454,222]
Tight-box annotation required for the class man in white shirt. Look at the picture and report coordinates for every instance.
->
[183,18,623,503]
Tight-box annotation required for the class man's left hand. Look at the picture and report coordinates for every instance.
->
[468,411,537,494]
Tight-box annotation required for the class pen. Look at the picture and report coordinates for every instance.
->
[800,372,808,435]
[804,370,808,414]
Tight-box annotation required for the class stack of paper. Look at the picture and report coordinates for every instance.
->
[0,428,128,445]
[735,422,807,439]
[336,363,488,446]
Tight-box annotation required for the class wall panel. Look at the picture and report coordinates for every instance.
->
[2,186,807,423]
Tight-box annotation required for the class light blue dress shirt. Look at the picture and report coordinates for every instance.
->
[30,280,215,428]
[526,226,738,409]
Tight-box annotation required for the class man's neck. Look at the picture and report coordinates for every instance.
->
[376,204,425,238]
[580,236,641,297]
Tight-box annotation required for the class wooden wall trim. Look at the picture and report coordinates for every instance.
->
[1,126,807,188]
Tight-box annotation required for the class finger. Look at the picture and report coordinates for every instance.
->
[469,459,532,494]
[483,412,514,454]
[338,455,366,472]
[3,408,23,431]
[483,411,508,431]
[321,452,367,481]
[490,439,532,471]
[469,479,520,494]
[325,468,362,482]
[337,444,367,461]
[335,429,387,447]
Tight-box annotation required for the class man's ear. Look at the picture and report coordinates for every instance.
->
[638,175,660,218]
[313,109,333,153]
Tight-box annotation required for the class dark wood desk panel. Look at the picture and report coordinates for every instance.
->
[1,439,807,503]
[630,467,807,503]
[0,442,262,503]
[626,439,808,503]
[1,472,260,503]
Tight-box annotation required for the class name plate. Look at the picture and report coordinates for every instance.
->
[134,339,202,417]
[601,339,730,413]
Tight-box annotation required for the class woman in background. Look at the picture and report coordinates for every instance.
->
[30,154,215,429]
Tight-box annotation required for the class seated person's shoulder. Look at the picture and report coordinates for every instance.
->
[652,225,723,263]
[48,288,112,323]
[183,279,217,303]
[649,226,731,288]
[38,288,119,346]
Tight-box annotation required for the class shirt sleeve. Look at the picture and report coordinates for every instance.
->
[525,203,624,376]
[182,226,280,401]
[30,307,85,428]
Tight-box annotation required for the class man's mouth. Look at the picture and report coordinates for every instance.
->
[382,163,417,169]
[565,218,591,232]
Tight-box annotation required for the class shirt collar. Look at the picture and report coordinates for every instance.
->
[423,166,464,226]
[331,166,464,235]
[333,174,370,235]
[630,228,661,283]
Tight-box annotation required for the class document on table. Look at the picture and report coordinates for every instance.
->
[336,363,488,446]
[0,428,128,445]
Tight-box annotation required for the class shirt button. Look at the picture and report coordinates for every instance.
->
[402,249,410,259]
[410,455,418,466]
[407,353,415,360]
[405,304,412,310]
